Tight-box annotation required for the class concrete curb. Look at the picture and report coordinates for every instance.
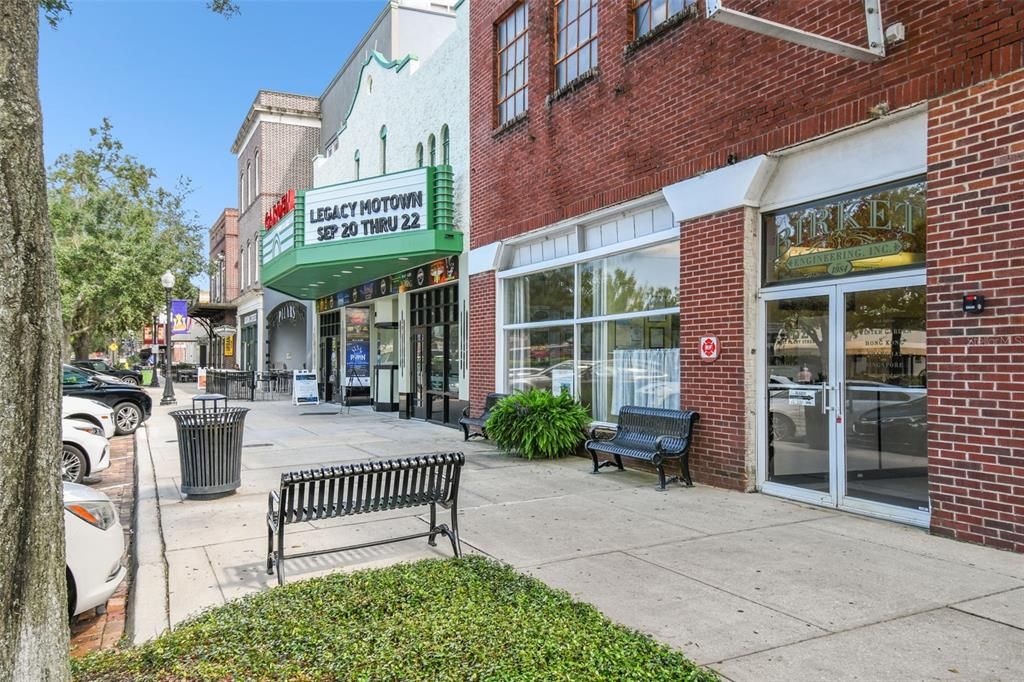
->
[128,422,171,644]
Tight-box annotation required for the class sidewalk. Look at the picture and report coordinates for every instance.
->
[133,385,1024,681]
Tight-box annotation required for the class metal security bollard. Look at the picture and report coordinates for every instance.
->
[169,406,250,498]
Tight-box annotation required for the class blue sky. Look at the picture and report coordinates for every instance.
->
[39,0,384,283]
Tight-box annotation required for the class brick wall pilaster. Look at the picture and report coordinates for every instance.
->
[926,69,1024,553]
[679,208,751,491]
[469,271,497,411]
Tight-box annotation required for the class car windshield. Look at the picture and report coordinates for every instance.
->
[63,365,98,385]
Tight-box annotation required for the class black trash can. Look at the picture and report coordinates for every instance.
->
[169,407,250,498]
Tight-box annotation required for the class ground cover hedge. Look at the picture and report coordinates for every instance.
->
[74,556,716,681]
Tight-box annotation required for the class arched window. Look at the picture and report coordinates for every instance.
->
[354,150,360,180]
[441,125,450,165]
[246,161,252,207]
[416,143,424,168]
[254,150,260,197]
[252,235,259,285]
[240,173,245,208]
[428,134,436,166]
[380,125,388,174]
[241,245,247,288]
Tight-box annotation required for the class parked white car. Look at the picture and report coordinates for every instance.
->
[61,419,110,484]
[64,482,126,618]
[62,395,115,439]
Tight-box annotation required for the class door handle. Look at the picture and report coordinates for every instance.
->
[837,381,844,421]
[821,383,831,414]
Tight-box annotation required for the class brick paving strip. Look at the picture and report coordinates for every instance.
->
[69,433,136,657]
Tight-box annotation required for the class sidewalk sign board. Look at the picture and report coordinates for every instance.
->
[292,370,320,406]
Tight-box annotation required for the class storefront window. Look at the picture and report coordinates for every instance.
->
[765,178,926,284]
[581,315,679,422]
[502,238,680,423]
[504,265,574,323]
[506,326,575,393]
[580,242,679,317]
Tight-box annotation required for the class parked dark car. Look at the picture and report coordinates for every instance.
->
[850,396,927,456]
[72,359,143,386]
[62,365,152,435]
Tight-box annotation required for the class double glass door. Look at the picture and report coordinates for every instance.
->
[410,323,459,423]
[762,274,928,525]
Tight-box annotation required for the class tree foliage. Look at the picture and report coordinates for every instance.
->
[48,120,205,357]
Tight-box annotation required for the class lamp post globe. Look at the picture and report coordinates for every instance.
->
[160,270,177,406]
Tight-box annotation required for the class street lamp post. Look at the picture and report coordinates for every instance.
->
[160,270,177,405]
[148,310,160,388]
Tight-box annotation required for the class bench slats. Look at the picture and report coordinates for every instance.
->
[585,407,699,490]
[267,452,466,585]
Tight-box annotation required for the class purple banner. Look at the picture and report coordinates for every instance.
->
[171,299,191,335]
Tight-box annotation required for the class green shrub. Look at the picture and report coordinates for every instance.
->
[485,388,590,460]
[73,557,716,681]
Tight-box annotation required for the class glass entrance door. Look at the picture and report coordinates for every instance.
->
[762,274,928,524]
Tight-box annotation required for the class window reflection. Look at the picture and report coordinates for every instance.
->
[580,242,679,317]
[504,266,574,323]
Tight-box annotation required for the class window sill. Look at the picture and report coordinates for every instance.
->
[623,5,698,59]
[546,68,600,107]
[492,111,530,139]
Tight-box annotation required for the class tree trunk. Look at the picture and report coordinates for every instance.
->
[0,2,71,680]
[72,334,91,362]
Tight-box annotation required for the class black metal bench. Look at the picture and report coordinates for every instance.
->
[585,406,700,490]
[458,392,508,441]
[266,452,465,585]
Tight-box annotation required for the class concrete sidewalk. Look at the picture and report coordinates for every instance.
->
[132,385,1024,681]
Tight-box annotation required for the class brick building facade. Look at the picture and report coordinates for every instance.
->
[468,0,1024,551]
[230,91,321,372]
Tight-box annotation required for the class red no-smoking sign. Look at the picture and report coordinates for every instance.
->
[700,336,719,362]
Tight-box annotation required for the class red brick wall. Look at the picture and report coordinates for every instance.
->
[469,0,1024,249]
[468,272,497,411]
[679,208,749,490]
[926,69,1024,553]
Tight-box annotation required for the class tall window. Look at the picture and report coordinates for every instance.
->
[246,161,252,207]
[254,150,260,197]
[441,125,450,164]
[428,134,436,166]
[252,235,259,285]
[554,0,598,88]
[416,142,424,168]
[496,3,529,125]
[633,0,692,38]
[503,241,680,423]
[380,125,388,174]
[240,173,246,209]
[354,150,360,180]
[241,245,247,289]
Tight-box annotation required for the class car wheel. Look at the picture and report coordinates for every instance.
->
[771,413,797,442]
[121,376,139,386]
[114,402,142,435]
[61,443,87,484]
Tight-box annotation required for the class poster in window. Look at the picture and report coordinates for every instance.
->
[649,328,665,349]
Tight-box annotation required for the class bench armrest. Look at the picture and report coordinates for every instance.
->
[654,435,684,455]
[461,405,471,419]
[268,490,280,521]
[589,424,615,441]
